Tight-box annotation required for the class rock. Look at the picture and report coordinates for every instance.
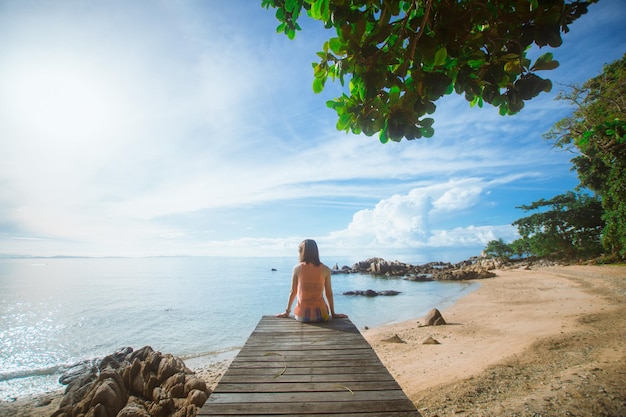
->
[88,374,128,417]
[35,396,52,407]
[59,359,98,385]
[343,289,400,296]
[60,372,97,409]
[378,290,401,296]
[423,336,441,345]
[424,308,446,326]
[162,373,185,398]
[404,274,433,282]
[187,389,208,407]
[433,267,496,281]
[184,376,207,397]
[382,334,406,344]
[51,346,212,417]
[156,355,186,384]
[117,402,151,417]
[173,404,198,417]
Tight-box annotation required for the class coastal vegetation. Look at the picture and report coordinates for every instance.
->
[260,1,624,261]
[486,55,626,262]
[261,0,597,142]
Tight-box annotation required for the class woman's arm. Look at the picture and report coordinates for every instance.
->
[324,266,347,319]
[276,265,299,318]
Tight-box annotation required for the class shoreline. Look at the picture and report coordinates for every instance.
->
[3,264,625,416]
[363,264,626,416]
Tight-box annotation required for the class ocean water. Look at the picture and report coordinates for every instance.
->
[0,256,478,401]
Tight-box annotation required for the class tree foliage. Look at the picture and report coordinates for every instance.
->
[262,0,596,142]
[484,238,515,260]
[545,54,626,259]
[511,192,604,259]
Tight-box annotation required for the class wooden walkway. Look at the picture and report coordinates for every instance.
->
[199,315,421,416]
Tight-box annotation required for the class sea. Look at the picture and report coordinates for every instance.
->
[0,256,478,401]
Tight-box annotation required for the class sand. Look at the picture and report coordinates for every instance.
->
[2,264,625,417]
[364,264,626,416]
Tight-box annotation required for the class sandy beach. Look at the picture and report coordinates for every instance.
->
[2,264,625,416]
[365,264,626,416]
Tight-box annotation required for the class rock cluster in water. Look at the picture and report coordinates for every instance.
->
[52,346,210,417]
[343,289,401,296]
[333,256,503,280]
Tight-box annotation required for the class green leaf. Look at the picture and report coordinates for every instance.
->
[285,0,299,13]
[337,113,352,131]
[389,85,400,103]
[434,47,447,67]
[276,7,285,21]
[326,100,339,109]
[467,58,484,70]
[531,52,560,71]
[313,63,326,78]
[329,37,344,54]
[379,123,390,144]
[420,126,435,138]
[310,0,329,21]
[583,130,594,140]
[312,77,325,93]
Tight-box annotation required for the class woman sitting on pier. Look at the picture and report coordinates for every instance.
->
[276,239,347,322]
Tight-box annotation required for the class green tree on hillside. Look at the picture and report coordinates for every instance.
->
[545,55,626,259]
[262,0,597,142]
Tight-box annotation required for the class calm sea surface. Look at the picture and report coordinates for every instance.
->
[0,256,478,401]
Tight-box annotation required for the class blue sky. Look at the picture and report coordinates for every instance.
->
[0,1,624,262]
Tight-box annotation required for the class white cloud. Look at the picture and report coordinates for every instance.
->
[324,177,516,252]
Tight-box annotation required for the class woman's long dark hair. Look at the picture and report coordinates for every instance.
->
[299,239,321,266]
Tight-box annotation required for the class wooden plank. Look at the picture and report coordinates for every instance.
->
[207,390,411,403]
[199,316,421,416]
[216,373,395,382]
[213,381,402,393]
[201,399,418,415]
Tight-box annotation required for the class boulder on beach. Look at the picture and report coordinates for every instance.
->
[52,346,210,417]
[424,308,447,326]
[383,334,406,344]
[422,336,441,345]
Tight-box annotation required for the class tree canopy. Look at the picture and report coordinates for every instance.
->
[511,192,605,259]
[545,54,626,258]
[262,0,597,142]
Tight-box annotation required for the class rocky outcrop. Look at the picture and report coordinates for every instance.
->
[332,256,504,281]
[52,346,210,417]
[334,256,566,281]
[432,266,496,281]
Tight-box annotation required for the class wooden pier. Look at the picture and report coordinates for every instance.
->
[199,315,421,416]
